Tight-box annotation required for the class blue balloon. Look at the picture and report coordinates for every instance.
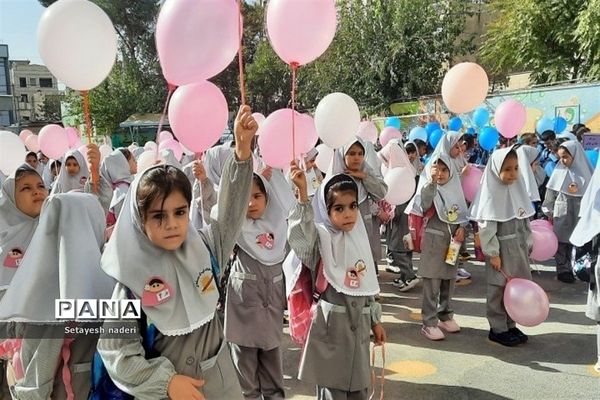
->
[479,126,499,151]
[448,117,463,131]
[472,107,490,128]
[544,161,557,177]
[425,121,441,136]
[466,127,476,135]
[409,127,428,143]
[385,117,401,130]
[553,116,567,133]
[429,129,445,149]
[586,150,599,168]
[536,117,554,134]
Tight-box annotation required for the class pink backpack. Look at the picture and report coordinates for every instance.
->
[288,259,328,346]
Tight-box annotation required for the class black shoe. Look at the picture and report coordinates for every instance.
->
[557,272,575,283]
[488,329,520,347]
[509,327,528,344]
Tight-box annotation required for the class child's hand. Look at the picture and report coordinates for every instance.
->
[167,375,205,400]
[260,166,273,181]
[454,227,466,242]
[372,323,386,345]
[345,169,366,180]
[86,144,101,171]
[461,165,470,177]
[234,105,258,161]
[430,165,438,182]
[490,256,502,271]
[290,160,308,203]
[192,161,207,182]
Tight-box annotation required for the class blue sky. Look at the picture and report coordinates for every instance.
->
[0,0,46,64]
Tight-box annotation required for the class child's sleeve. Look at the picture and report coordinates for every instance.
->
[542,188,558,217]
[419,181,436,211]
[369,297,382,327]
[192,178,217,227]
[202,155,253,269]
[478,220,500,257]
[362,170,388,201]
[97,283,177,399]
[287,202,320,270]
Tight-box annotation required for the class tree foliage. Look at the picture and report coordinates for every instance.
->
[480,0,600,84]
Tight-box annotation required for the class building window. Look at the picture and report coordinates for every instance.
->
[20,94,28,103]
[39,78,53,88]
[19,77,27,88]
[29,78,36,86]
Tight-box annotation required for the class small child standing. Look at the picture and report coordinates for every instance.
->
[414,154,468,340]
[470,146,535,347]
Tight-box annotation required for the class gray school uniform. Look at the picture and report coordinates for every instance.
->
[358,172,387,265]
[385,200,417,281]
[224,250,286,399]
[587,255,600,322]
[543,188,582,274]
[418,182,461,327]
[97,157,252,400]
[288,202,382,397]
[479,218,533,333]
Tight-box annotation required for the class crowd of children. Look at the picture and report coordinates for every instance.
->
[0,106,598,399]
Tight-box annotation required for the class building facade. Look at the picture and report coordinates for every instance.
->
[0,45,14,127]
[9,60,61,123]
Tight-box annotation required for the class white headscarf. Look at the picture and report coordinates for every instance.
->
[516,146,541,202]
[0,193,114,322]
[404,140,422,175]
[312,173,380,297]
[160,148,182,169]
[469,146,535,222]
[378,139,416,177]
[51,149,89,194]
[101,165,219,336]
[100,149,134,215]
[204,142,234,187]
[0,165,43,291]
[336,137,381,203]
[570,162,600,247]
[546,140,593,197]
[430,131,464,174]
[236,174,288,266]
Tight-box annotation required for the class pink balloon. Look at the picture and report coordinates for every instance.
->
[159,139,183,162]
[65,127,80,147]
[296,113,319,153]
[461,164,483,202]
[442,62,489,113]
[252,113,266,126]
[358,121,378,143]
[530,219,553,232]
[495,100,526,139]
[19,130,33,142]
[159,131,173,143]
[379,127,402,147]
[24,135,40,153]
[530,227,559,262]
[257,109,307,169]
[504,278,549,327]
[168,81,229,153]
[383,167,416,205]
[70,138,83,150]
[39,124,69,159]
[156,0,240,85]
[266,0,337,66]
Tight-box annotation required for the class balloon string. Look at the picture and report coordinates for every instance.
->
[499,268,511,281]
[155,84,176,159]
[237,0,246,106]
[291,62,298,162]
[81,90,98,193]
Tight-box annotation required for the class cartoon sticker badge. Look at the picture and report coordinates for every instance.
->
[79,176,88,186]
[142,277,173,307]
[194,268,216,294]
[446,205,460,222]
[344,260,367,289]
[3,248,24,268]
[256,233,275,250]
[567,182,579,194]
[518,207,526,217]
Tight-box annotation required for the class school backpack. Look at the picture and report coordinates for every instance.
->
[288,259,327,346]
[407,206,436,253]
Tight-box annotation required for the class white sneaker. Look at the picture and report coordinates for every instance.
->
[438,319,461,333]
[457,268,471,279]
[399,277,421,292]
[421,325,445,341]
[595,359,600,373]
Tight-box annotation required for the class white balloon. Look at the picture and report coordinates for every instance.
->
[314,144,334,172]
[38,0,117,90]
[137,151,160,173]
[314,93,361,149]
[144,141,157,151]
[384,167,416,205]
[0,131,27,175]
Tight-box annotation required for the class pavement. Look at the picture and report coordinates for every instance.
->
[280,242,600,399]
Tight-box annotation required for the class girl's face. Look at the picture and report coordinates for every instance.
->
[128,156,138,175]
[142,190,189,251]
[65,157,80,176]
[499,156,519,185]
[407,151,417,163]
[15,174,48,218]
[449,142,462,158]
[432,162,450,185]
[25,155,38,169]
[247,181,267,220]
[344,143,364,172]
[557,147,573,168]
[51,164,61,178]
[328,191,358,232]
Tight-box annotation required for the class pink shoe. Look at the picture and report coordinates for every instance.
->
[421,325,445,341]
[438,319,460,333]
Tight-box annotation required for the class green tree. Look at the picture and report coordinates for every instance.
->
[480,0,600,84]
[40,94,63,121]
